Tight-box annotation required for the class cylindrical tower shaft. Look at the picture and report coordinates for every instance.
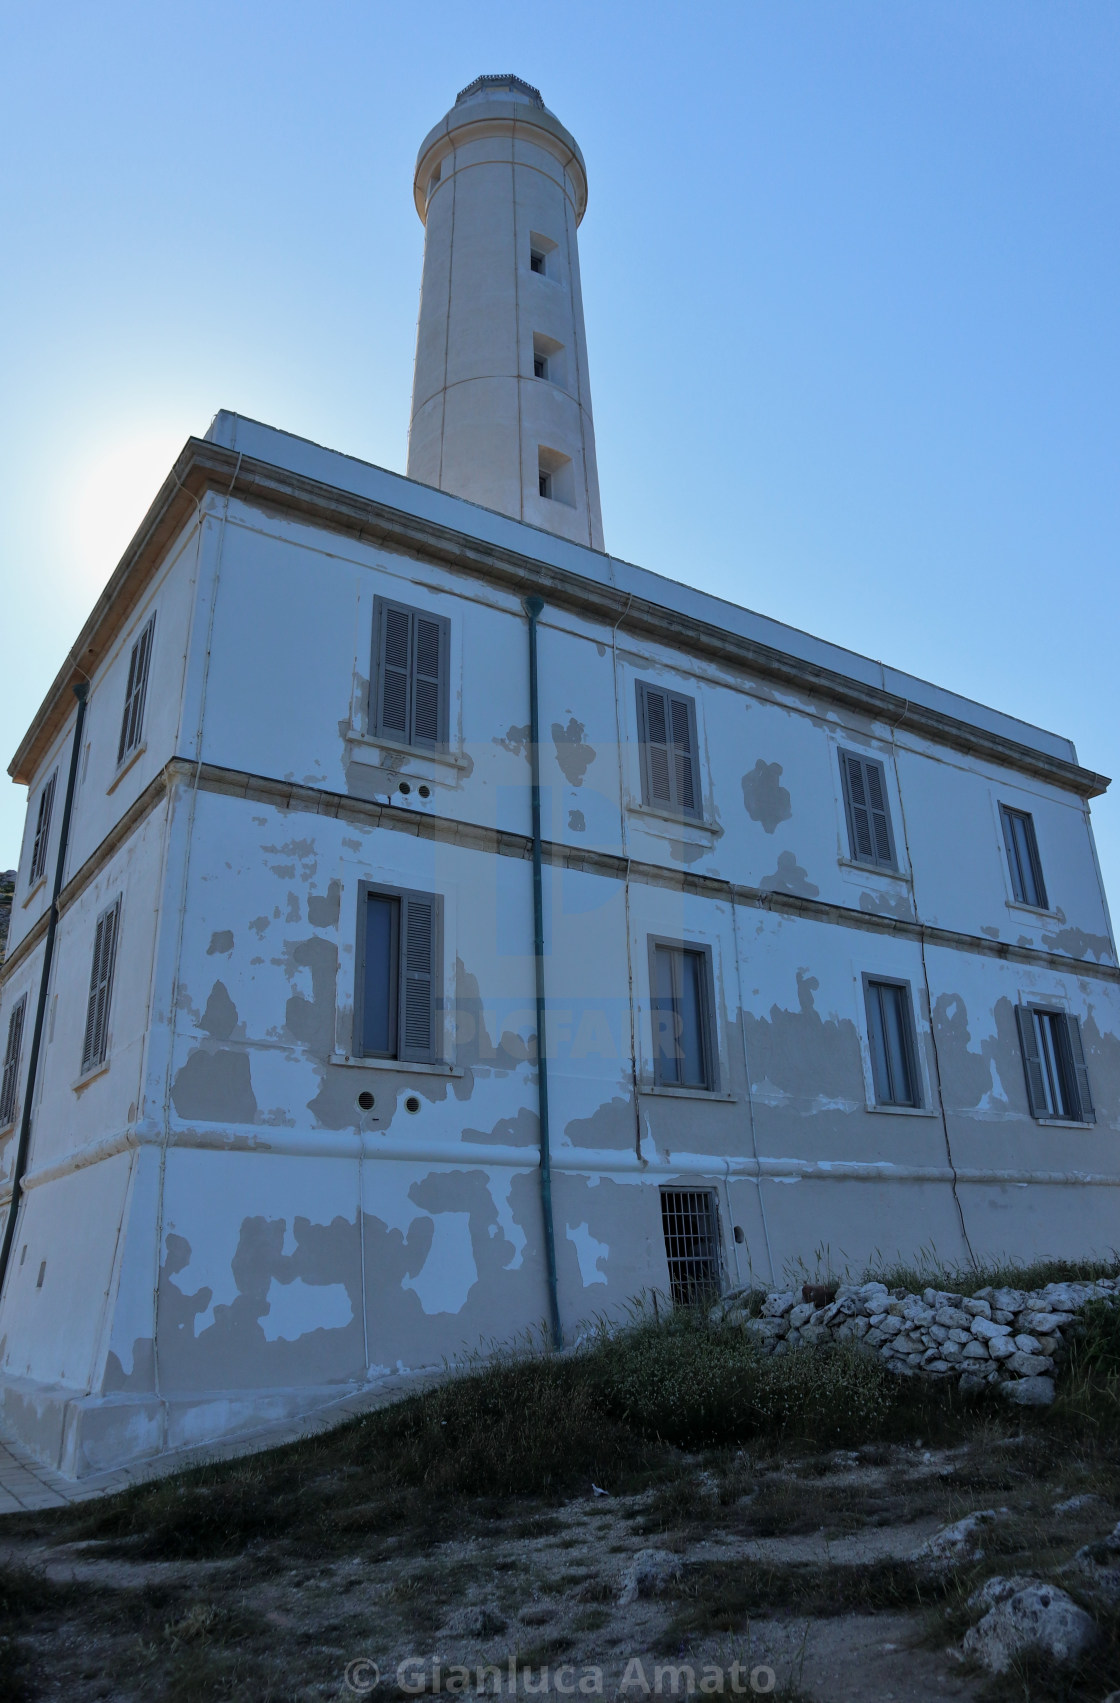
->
[407,75,604,552]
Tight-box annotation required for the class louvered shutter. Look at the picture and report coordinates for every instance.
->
[118,618,154,764]
[842,753,875,861]
[412,615,444,747]
[1015,1004,1048,1118]
[82,899,121,1073]
[669,695,697,816]
[1066,1015,1095,1123]
[377,604,412,740]
[30,771,57,885]
[398,895,437,1062]
[640,684,673,806]
[841,752,895,868]
[0,996,26,1126]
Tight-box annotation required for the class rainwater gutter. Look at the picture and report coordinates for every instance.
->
[524,595,563,1351]
[0,682,89,1302]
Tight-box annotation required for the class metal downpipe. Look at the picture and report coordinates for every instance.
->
[524,596,563,1351]
[0,682,89,1302]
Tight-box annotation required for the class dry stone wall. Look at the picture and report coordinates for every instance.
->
[713,1274,1120,1405]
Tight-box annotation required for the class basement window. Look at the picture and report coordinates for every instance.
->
[660,1189,721,1306]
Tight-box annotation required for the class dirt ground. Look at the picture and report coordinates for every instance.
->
[3,1425,1120,1703]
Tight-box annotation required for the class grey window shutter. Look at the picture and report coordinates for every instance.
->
[1001,806,1026,904]
[82,899,121,1073]
[669,695,697,815]
[412,615,444,747]
[640,684,673,806]
[0,995,26,1126]
[399,895,437,1062]
[841,752,895,868]
[378,604,412,740]
[31,770,57,885]
[1015,1004,1047,1118]
[118,617,154,764]
[1066,1015,1095,1123]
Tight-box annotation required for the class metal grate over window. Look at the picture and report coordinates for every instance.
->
[660,1189,720,1306]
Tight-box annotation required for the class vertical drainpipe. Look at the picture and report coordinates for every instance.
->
[0,682,89,1302]
[524,596,563,1351]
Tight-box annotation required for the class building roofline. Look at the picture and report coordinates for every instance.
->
[9,412,1110,801]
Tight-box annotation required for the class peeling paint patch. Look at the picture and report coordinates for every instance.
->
[858,889,913,920]
[551,717,596,787]
[308,880,342,928]
[201,982,239,1040]
[1042,925,1114,962]
[171,1048,258,1124]
[759,851,819,898]
[568,809,586,832]
[566,1221,609,1286]
[669,839,706,864]
[495,723,531,759]
[207,930,234,956]
[744,970,862,1101]
[741,760,792,833]
[261,1277,353,1341]
[401,1212,476,1314]
[283,937,339,1055]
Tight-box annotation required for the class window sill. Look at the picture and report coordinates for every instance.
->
[107,741,147,795]
[838,856,910,884]
[0,1118,15,1138]
[346,731,468,776]
[1006,900,1061,921]
[627,802,716,839]
[21,875,46,910]
[72,1059,110,1092]
[331,1053,463,1077]
[1034,1116,1095,1130]
[866,1102,938,1118]
[640,1084,734,1102]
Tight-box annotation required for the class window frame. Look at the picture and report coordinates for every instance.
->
[647,935,718,1092]
[1000,804,1049,911]
[838,747,898,872]
[355,881,443,1066]
[1015,1002,1094,1124]
[81,895,122,1078]
[862,973,922,1109]
[29,768,58,888]
[369,596,451,753]
[117,614,156,768]
[0,993,28,1129]
[635,680,703,822]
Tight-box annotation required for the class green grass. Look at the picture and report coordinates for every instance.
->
[866,1250,1120,1299]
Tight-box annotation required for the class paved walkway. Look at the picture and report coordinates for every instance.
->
[0,1370,447,1516]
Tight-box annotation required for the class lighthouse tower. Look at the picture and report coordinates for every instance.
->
[406,75,604,551]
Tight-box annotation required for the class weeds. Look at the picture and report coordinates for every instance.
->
[867,1250,1120,1300]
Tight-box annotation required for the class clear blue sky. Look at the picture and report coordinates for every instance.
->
[2,3,1117,906]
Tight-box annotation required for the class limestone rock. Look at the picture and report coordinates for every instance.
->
[444,1605,508,1637]
[1064,1522,1120,1603]
[962,1579,1097,1673]
[761,1290,796,1318]
[1007,1350,1054,1377]
[618,1548,683,1606]
[970,1315,1012,1342]
[915,1509,1000,1568]
[1001,1374,1055,1406]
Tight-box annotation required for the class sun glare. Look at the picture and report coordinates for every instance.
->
[65,426,189,588]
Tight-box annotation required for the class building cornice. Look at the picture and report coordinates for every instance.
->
[9,437,1111,801]
[3,757,1116,990]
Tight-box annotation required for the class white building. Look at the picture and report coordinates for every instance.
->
[1,76,1117,1477]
